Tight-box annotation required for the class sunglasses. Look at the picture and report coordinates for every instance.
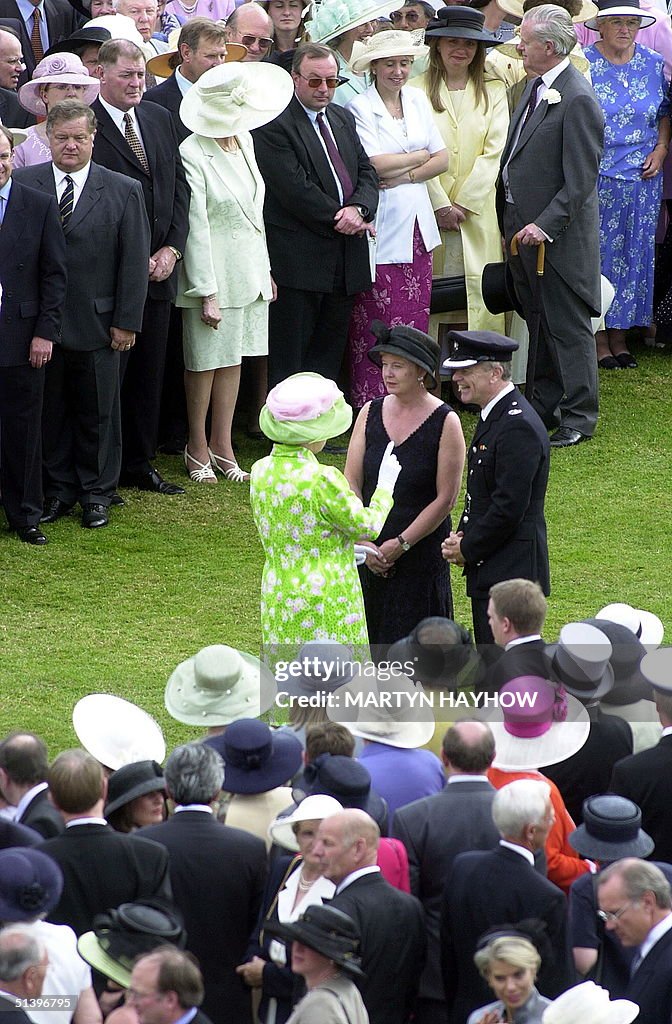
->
[390,9,421,22]
[239,33,274,49]
[296,73,348,88]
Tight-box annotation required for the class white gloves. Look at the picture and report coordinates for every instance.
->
[376,440,402,493]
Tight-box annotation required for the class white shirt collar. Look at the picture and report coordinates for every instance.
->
[447,774,489,784]
[481,381,515,421]
[499,839,535,866]
[541,57,569,90]
[66,816,107,828]
[99,95,138,134]
[174,804,213,814]
[505,635,542,650]
[15,782,48,821]
[52,161,91,193]
[334,865,380,894]
[661,726,672,737]
[175,66,193,97]
[640,911,672,960]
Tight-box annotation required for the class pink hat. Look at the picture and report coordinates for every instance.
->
[19,52,100,115]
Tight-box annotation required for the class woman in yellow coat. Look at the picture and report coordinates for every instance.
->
[408,6,509,336]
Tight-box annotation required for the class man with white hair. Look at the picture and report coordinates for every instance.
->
[439,779,573,1024]
[0,924,48,1023]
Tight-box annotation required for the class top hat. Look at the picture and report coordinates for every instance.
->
[259,373,353,445]
[547,622,615,701]
[77,900,186,988]
[204,719,303,795]
[584,0,656,30]
[425,5,500,43]
[264,905,365,978]
[482,260,524,317]
[367,319,440,388]
[164,644,277,726]
[268,793,344,851]
[294,754,387,831]
[639,647,672,696]
[104,760,166,818]
[595,602,664,649]
[73,694,166,770]
[442,329,518,369]
[0,848,64,922]
[569,794,654,861]
[542,982,639,1024]
[582,619,650,706]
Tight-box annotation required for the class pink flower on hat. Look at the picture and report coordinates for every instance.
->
[34,52,90,80]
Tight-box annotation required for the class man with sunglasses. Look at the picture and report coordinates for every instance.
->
[253,41,378,389]
[224,2,273,61]
[389,0,434,30]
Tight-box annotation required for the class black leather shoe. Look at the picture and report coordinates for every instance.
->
[120,468,185,495]
[615,351,638,369]
[17,525,48,545]
[549,427,589,448]
[82,503,109,528]
[40,497,74,523]
[110,493,125,507]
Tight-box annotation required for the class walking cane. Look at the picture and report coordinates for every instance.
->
[510,238,545,399]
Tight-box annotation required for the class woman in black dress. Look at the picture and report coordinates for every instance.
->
[345,321,465,649]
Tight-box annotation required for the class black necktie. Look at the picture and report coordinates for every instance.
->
[316,111,353,202]
[520,77,543,133]
[59,174,74,227]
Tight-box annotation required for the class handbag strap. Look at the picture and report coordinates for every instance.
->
[259,855,302,945]
[320,982,354,1024]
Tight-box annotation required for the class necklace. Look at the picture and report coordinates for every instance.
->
[174,0,198,12]
[297,872,316,891]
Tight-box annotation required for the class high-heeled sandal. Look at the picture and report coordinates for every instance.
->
[184,447,217,483]
[208,448,250,483]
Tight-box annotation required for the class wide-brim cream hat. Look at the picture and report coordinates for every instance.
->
[542,982,639,1024]
[268,793,344,851]
[164,644,277,726]
[328,668,435,748]
[496,37,590,72]
[179,61,293,138]
[72,694,166,770]
[306,0,394,44]
[18,52,100,115]
[1,124,28,144]
[496,0,598,20]
[83,14,144,44]
[145,27,247,78]
[351,28,429,72]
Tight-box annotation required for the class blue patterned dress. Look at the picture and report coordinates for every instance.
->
[586,43,669,328]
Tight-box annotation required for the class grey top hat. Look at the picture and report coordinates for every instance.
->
[569,795,654,860]
[546,622,614,701]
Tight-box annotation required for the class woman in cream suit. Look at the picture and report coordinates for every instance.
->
[176,63,293,482]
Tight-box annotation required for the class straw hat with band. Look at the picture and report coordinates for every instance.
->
[259,373,353,445]
[568,795,654,861]
[44,25,111,59]
[164,644,277,727]
[542,982,639,1024]
[146,27,246,79]
[179,62,293,138]
[19,52,100,116]
[104,760,166,818]
[203,719,303,795]
[77,900,186,989]
[367,319,440,389]
[496,0,598,22]
[264,905,366,978]
[73,694,166,770]
[268,793,344,851]
[424,6,500,43]
[306,0,395,45]
[350,28,428,73]
[584,0,655,30]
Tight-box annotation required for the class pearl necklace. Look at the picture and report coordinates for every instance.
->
[297,871,317,891]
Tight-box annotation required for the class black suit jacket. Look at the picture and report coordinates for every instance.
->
[139,811,267,1024]
[610,735,672,863]
[329,872,426,1024]
[0,0,82,82]
[17,787,64,838]
[15,162,151,349]
[458,387,551,599]
[440,844,572,1024]
[0,85,35,128]
[626,924,672,1024]
[252,96,379,296]
[392,780,500,1002]
[91,97,189,302]
[40,823,172,935]
[0,178,66,366]
[143,74,190,146]
[484,638,550,694]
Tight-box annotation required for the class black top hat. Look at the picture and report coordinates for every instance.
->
[44,26,111,58]
[442,329,518,369]
[367,320,440,389]
[582,619,651,705]
[104,759,166,818]
[569,795,654,861]
[425,5,500,43]
[265,905,365,978]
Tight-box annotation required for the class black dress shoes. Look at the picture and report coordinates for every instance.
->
[549,427,589,448]
[120,467,185,495]
[17,525,48,545]
[40,498,74,523]
[82,503,109,528]
[110,493,125,507]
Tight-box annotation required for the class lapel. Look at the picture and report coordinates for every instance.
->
[94,100,151,178]
[0,180,27,256]
[198,135,263,232]
[440,78,477,130]
[164,74,182,113]
[509,64,572,159]
[44,0,63,44]
[66,163,103,234]
[290,98,340,201]
[326,104,356,182]
[472,387,520,450]
[366,84,413,152]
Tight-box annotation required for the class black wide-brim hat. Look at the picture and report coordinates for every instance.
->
[44,25,111,57]
[367,319,439,389]
[482,261,524,317]
[569,795,654,860]
[265,905,366,978]
[425,5,500,43]
[104,759,166,817]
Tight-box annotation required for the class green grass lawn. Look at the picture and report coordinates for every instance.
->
[2,345,671,754]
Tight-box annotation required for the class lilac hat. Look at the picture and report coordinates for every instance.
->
[19,52,100,115]
[482,675,590,770]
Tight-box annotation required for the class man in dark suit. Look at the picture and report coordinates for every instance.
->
[253,41,379,388]
[92,37,188,495]
[16,100,150,529]
[0,24,34,126]
[440,778,573,1024]
[485,578,550,691]
[0,925,48,1024]
[138,743,267,1024]
[0,123,66,544]
[40,749,172,936]
[442,332,550,645]
[128,948,213,1024]
[610,652,672,862]
[597,858,672,1024]
[0,0,81,83]
[0,732,64,838]
[497,5,603,447]
[315,808,426,1024]
[392,722,500,1024]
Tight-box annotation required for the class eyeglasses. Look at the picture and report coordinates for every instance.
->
[597,900,635,924]
[296,73,347,88]
[1,56,26,67]
[239,33,274,50]
[390,9,421,22]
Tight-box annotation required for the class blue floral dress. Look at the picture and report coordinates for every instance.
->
[586,44,669,328]
[250,445,394,661]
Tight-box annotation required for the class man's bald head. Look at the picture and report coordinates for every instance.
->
[313,809,380,884]
[441,720,495,775]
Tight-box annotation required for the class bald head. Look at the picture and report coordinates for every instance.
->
[441,720,495,775]
[313,809,380,885]
[225,3,273,60]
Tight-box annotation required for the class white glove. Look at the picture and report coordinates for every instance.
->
[376,440,402,493]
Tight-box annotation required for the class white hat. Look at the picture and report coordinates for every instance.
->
[327,668,435,748]
[72,694,166,770]
[83,14,144,45]
[179,62,293,138]
[306,0,394,44]
[584,0,655,30]
[164,644,277,726]
[542,982,639,1024]
[351,28,429,73]
[596,602,664,649]
[268,794,344,851]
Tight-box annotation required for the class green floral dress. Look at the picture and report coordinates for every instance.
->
[250,445,394,661]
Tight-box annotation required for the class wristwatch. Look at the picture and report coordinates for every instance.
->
[167,246,182,261]
[355,205,369,220]
[397,534,411,552]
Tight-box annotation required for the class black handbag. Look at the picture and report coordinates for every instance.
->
[430,275,468,315]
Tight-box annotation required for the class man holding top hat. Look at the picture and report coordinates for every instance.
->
[441,329,550,646]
